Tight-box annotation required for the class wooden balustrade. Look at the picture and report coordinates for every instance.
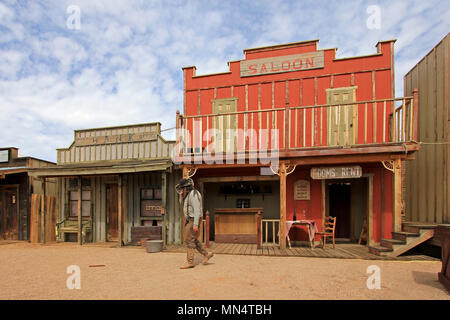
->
[260,219,280,246]
[176,96,418,155]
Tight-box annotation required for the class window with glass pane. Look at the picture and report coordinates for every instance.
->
[69,190,91,217]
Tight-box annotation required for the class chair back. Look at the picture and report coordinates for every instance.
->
[323,216,336,234]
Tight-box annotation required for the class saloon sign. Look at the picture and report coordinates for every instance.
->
[311,166,362,180]
[240,51,324,77]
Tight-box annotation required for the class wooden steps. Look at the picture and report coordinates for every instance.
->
[369,223,436,257]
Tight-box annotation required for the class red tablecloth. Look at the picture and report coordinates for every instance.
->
[286,220,319,239]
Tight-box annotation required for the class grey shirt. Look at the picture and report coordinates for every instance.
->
[183,189,203,227]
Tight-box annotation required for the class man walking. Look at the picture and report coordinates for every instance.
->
[176,178,214,269]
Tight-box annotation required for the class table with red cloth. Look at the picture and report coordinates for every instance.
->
[285,220,319,249]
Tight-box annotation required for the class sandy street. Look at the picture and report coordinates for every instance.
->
[0,242,448,300]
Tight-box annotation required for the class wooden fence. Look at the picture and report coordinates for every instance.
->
[30,194,57,243]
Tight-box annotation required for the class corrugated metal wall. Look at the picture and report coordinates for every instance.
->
[404,33,449,224]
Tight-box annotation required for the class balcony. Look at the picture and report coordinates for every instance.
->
[175,93,419,163]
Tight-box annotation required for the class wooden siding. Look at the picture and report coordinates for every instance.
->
[57,123,173,164]
[57,170,182,245]
[404,33,449,224]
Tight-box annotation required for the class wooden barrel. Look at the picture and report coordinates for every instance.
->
[146,240,163,253]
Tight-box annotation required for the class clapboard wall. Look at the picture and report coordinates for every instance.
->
[57,123,173,164]
[404,33,449,224]
[57,170,182,244]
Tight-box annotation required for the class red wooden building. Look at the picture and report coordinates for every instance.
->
[174,39,420,253]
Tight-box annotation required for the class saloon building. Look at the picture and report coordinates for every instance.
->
[175,39,423,255]
[29,122,183,246]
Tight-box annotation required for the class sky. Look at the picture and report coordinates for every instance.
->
[0,0,449,162]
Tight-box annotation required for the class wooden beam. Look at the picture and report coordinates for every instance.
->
[77,176,82,245]
[118,174,123,246]
[182,166,189,178]
[41,178,46,244]
[162,172,167,248]
[368,175,374,246]
[279,162,287,249]
[393,159,402,232]
[198,175,279,183]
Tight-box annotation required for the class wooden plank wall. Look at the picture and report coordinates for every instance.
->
[404,33,449,224]
[57,124,173,164]
[29,194,56,243]
[57,170,183,244]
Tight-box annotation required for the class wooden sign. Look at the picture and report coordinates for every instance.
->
[0,150,9,163]
[294,179,310,200]
[311,166,362,179]
[240,51,324,77]
[75,132,157,147]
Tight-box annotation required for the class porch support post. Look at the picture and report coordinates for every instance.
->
[182,166,189,178]
[118,174,123,247]
[279,162,287,250]
[393,158,402,232]
[181,166,188,242]
[77,176,82,245]
[41,177,46,244]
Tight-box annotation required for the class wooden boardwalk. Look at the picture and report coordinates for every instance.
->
[164,242,439,261]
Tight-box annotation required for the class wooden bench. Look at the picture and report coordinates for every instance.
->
[56,218,92,243]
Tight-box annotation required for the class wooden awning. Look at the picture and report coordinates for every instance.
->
[0,166,28,178]
[27,160,172,177]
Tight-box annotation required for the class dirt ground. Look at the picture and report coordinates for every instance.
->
[0,242,448,300]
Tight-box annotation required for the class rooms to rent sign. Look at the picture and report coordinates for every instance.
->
[310,166,362,180]
[240,51,324,77]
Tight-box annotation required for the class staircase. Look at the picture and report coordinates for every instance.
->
[368,223,436,257]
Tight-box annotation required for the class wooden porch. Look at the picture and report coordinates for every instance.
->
[164,242,438,261]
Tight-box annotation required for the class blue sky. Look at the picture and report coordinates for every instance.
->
[0,0,449,162]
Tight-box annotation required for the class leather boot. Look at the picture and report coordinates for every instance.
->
[180,248,195,269]
[202,251,214,265]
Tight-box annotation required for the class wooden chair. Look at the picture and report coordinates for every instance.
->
[316,216,336,249]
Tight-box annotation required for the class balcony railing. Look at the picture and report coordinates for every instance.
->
[176,94,418,156]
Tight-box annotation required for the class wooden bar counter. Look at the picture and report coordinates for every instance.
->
[214,208,263,244]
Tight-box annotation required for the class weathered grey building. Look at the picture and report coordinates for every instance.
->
[29,122,183,246]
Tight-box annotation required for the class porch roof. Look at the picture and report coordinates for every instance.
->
[27,160,172,177]
[0,166,28,178]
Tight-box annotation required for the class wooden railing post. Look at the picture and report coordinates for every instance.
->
[205,210,210,248]
[257,210,262,249]
[413,88,419,141]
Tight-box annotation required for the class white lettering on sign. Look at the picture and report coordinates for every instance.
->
[310,166,362,179]
[240,51,324,77]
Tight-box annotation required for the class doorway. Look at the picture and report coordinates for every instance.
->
[326,178,368,243]
[0,187,19,240]
[106,184,118,241]
[328,183,351,239]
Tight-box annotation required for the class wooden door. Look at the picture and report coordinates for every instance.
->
[326,87,357,146]
[212,98,237,153]
[106,184,118,241]
[0,188,18,240]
